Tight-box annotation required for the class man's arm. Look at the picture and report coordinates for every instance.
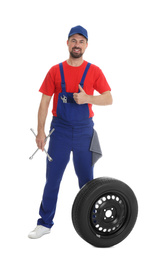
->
[36,94,52,151]
[73,85,113,106]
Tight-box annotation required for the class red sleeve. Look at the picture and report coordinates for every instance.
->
[39,70,55,96]
[93,67,111,94]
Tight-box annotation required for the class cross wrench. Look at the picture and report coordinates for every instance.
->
[29,128,55,162]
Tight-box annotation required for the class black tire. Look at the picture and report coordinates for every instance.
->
[72,177,138,247]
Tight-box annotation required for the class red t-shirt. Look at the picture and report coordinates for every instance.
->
[39,60,111,118]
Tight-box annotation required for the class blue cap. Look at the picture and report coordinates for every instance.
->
[68,25,88,40]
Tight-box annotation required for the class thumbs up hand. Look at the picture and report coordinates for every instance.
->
[73,85,89,104]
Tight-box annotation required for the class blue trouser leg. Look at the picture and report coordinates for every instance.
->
[37,118,94,228]
[37,123,71,228]
[73,124,94,188]
[73,150,93,189]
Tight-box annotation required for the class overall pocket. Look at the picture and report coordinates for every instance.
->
[57,92,89,122]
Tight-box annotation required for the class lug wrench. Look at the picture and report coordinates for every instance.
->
[29,128,55,162]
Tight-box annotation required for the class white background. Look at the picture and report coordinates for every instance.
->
[0,0,158,259]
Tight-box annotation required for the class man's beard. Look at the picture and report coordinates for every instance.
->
[70,48,83,58]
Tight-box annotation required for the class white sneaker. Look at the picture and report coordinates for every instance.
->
[28,225,51,239]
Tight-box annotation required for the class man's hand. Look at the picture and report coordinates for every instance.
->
[36,132,46,151]
[73,84,88,104]
[74,85,113,106]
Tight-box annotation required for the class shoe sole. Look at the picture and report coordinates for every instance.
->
[28,230,51,239]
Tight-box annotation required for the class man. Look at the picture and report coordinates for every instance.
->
[28,25,112,239]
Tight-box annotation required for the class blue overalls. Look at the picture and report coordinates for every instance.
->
[37,62,101,228]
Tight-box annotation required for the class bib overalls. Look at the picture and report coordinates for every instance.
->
[37,63,99,228]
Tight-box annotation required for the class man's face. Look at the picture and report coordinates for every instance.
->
[67,34,88,58]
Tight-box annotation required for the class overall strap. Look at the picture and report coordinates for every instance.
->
[59,63,66,92]
[79,62,91,89]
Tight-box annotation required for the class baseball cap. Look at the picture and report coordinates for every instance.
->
[68,25,88,40]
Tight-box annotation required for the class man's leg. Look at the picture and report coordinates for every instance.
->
[37,125,71,228]
[73,124,94,188]
[73,149,93,188]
